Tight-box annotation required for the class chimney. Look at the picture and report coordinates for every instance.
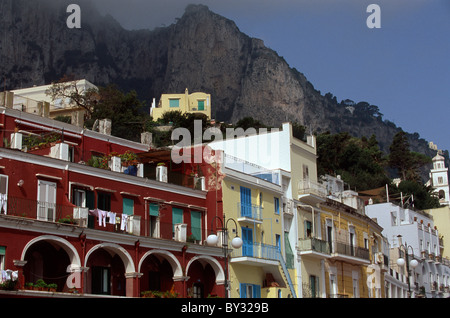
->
[71,110,85,128]
[1,91,14,109]
[99,119,112,135]
[141,132,153,148]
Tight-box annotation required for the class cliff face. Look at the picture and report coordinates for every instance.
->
[0,1,444,164]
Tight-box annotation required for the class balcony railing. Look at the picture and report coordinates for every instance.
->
[298,179,327,198]
[237,202,262,221]
[298,237,330,255]
[5,196,76,223]
[332,241,370,261]
[231,242,280,261]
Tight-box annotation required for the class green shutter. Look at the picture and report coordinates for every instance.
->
[197,100,205,111]
[149,203,159,216]
[190,211,202,241]
[86,190,95,210]
[123,198,134,215]
[172,208,183,231]
[0,246,5,255]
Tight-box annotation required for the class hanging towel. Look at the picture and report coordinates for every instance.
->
[107,212,116,225]
[98,209,107,227]
[121,214,129,231]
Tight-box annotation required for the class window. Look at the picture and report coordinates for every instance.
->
[305,220,312,238]
[92,266,110,295]
[310,275,318,298]
[240,283,261,298]
[329,274,337,298]
[438,177,444,184]
[197,100,205,111]
[302,164,309,180]
[97,192,111,211]
[169,99,180,108]
[274,197,280,215]
[149,203,159,238]
[37,180,57,222]
[0,246,5,271]
[122,198,134,215]
[73,189,86,207]
[353,279,359,298]
[391,211,397,225]
[276,234,281,251]
[0,175,8,215]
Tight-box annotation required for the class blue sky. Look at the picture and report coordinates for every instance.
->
[93,0,450,152]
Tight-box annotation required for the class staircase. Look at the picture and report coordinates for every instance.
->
[278,251,297,298]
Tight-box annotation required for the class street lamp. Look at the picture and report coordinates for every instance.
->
[396,235,419,298]
[207,214,243,298]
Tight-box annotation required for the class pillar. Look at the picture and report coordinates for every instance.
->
[13,260,27,289]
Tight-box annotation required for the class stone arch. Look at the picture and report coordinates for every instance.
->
[186,255,225,284]
[20,235,81,270]
[138,249,183,280]
[85,243,135,273]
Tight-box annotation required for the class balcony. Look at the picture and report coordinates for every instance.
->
[330,241,370,265]
[298,179,327,205]
[236,202,263,224]
[298,237,331,259]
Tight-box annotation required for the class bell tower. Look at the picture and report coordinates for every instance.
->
[429,153,449,206]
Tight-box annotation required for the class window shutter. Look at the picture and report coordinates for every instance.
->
[149,203,159,216]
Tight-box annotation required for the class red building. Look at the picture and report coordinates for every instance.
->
[0,104,226,298]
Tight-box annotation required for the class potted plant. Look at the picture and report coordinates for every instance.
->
[120,150,139,167]
[47,283,57,292]
[34,279,47,291]
[24,282,34,290]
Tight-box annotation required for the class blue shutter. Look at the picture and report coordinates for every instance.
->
[240,283,246,298]
[240,187,251,217]
[253,284,261,298]
[242,227,253,257]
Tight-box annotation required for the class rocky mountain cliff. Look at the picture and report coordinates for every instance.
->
[1,0,446,169]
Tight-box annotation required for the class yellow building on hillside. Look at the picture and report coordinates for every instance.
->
[151,88,211,121]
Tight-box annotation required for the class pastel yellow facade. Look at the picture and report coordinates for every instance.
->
[220,167,294,298]
[318,200,387,298]
[427,206,450,260]
[152,88,211,120]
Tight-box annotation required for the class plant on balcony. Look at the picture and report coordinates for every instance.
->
[24,282,34,290]
[0,279,17,291]
[34,279,48,291]
[119,150,139,167]
[47,283,57,292]
[58,215,76,224]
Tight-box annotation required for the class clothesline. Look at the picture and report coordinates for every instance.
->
[88,208,129,231]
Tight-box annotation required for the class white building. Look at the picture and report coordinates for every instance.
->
[366,202,450,298]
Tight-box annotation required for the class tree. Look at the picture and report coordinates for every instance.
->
[316,132,390,191]
[45,75,99,118]
[390,180,440,210]
[388,131,431,182]
[87,85,148,142]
